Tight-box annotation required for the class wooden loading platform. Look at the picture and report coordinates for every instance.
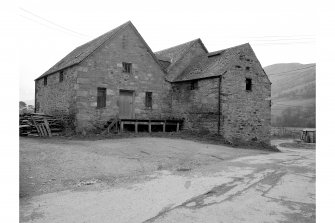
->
[119,119,182,133]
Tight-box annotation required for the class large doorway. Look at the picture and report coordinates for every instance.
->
[119,90,134,119]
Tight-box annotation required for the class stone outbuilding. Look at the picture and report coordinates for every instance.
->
[35,21,271,145]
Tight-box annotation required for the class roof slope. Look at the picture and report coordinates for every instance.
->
[36,21,130,80]
[36,21,165,80]
[173,43,251,82]
[155,38,207,71]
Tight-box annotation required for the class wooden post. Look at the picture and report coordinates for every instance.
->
[39,125,46,137]
[31,115,41,137]
[177,122,180,132]
[35,125,41,136]
[120,121,124,133]
[43,118,52,137]
[163,120,166,133]
[42,125,48,136]
[148,120,151,133]
[135,121,138,133]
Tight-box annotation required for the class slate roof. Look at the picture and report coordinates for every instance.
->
[36,21,131,80]
[36,20,254,84]
[36,21,165,80]
[155,38,207,71]
[173,43,251,82]
[158,60,171,70]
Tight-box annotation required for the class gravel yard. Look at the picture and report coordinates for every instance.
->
[20,136,264,198]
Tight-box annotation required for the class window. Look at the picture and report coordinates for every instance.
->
[190,81,198,90]
[246,78,252,91]
[122,62,132,73]
[145,92,152,108]
[97,88,106,108]
[59,71,64,82]
[44,77,47,86]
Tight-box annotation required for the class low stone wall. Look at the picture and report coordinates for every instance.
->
[271,127,303,138]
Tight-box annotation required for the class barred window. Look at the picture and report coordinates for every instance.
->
[97,88,106,108]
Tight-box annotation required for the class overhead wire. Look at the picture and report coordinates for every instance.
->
[223,34,315,46]
[252,41,315,46]
[20,14,87,40]
[19,7,90,39]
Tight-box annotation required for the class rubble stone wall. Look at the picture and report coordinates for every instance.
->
[220,46,271,145]
[35,66,77,128]
[171,78,220,134]
[74,26,171,132]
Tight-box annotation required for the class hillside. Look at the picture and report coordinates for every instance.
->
[24,99,35,106]
[264,63,316,127]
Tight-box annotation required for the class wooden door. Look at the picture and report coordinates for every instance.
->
[119,90,134,119]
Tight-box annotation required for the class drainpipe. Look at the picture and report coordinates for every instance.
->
[218,75,222,134]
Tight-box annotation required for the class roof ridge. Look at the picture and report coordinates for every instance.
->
[76,21,131,68]
[154,38,208,77]
[207,43,250,56]
[127,22,167,74]
[77,21,131,54]
[154,38,200,54]
[172,43,254,82]
[168,38,207,76]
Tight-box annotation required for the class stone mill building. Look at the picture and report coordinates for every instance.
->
[34,21,272,145]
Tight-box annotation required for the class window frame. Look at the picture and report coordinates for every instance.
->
[59,71,64,82]
[43,77,47,86]
[246,78,252,91]
[190,80,198,90]
[145,92,153,109]
[97,87,107,108]
[122,62,132,73]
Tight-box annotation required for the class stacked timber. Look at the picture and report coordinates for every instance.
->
[19,113,63,137]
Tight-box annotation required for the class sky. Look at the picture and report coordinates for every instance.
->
[18,0,316,102]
